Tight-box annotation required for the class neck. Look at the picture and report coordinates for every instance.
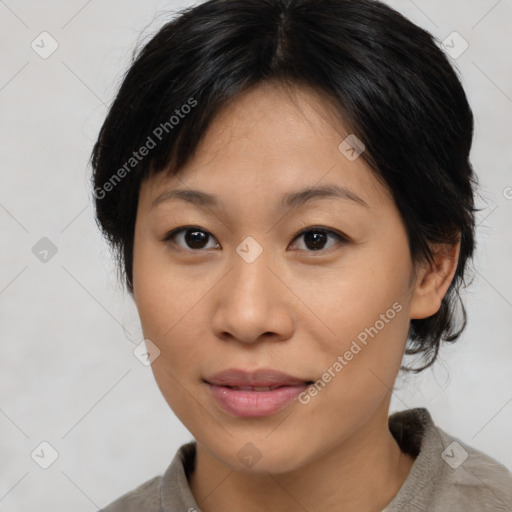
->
[188,407,415,512]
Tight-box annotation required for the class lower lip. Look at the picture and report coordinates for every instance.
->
[207,383,309,417]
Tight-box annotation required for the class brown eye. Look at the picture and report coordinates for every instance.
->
[162,225,348,254]
[290,227,347,252]
[163,226,220,251]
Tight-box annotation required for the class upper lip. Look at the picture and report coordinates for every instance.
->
[204,368,312,387]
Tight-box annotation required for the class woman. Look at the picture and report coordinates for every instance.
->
[91,0,512,510]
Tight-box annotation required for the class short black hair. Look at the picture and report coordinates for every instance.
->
[90,0,478,373]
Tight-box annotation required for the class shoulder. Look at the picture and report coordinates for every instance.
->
[99,441,197,512]
[100,475,163,512]
[433,424,512,511]
[387,408,512,511]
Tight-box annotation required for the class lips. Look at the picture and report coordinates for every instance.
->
[203,368,314,417]
[225,385,284,391]
[204,368,313,388]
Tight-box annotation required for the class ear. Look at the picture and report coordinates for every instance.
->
[410,241,461,320]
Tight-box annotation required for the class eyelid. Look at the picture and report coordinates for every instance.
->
[161,225,207,242]
[292,225,349,242]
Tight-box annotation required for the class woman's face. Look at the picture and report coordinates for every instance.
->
[132,83,423,473]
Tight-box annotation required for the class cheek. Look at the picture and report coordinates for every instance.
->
[133,226,181,333]
[133,253,209,416]
[132,232,216,369]
[134,267,203,359]
[297,279,410,432]
[304,236,413,383]
[315,247,411,336]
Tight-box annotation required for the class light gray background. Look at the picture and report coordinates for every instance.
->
[1,0,511,510]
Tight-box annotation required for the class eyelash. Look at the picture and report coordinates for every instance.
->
[161,225,348,254]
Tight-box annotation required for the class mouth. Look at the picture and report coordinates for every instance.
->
[202,368,315,416]
[203,367,315,388]
[204,380,315,417]
[214,382,314,391]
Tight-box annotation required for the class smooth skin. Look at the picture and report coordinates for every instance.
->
[132,82,460,512]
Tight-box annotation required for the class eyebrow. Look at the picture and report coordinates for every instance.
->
[150,183,368,211]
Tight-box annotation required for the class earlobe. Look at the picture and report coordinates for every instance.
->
[410,241,460,320]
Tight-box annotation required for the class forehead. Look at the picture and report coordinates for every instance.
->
[139,83,388,211]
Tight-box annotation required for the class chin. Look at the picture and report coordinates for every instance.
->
[205,436,311,475]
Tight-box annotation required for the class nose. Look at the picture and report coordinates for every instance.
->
[211,247,295,345]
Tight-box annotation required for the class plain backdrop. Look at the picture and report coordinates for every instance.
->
[1,0,511,510]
